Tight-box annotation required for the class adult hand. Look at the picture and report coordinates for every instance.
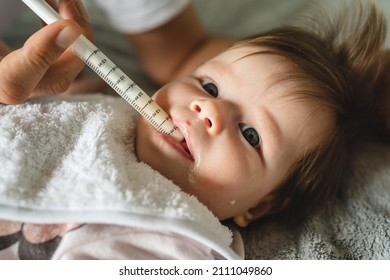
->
[0,0,94,104]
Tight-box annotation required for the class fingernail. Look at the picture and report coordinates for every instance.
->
[56,26,80,49]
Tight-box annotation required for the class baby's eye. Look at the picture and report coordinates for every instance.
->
[240,124,261,148]
[201,80,218,98]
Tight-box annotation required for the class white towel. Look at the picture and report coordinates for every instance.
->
[0,95,241,259]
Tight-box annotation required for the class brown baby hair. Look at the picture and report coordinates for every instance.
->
[233,0,388,226]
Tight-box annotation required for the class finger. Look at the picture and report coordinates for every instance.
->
[0,41,11,56]
[32,47,86,96]
[0,21,81,104]
[39,1,94,42]
[33,1,95,97]
[59,0,89,21]
[64,76,107,95]
[45,0,58,10]
[33,1,96,96]
[58,0,95,42]
[34,0,95,95]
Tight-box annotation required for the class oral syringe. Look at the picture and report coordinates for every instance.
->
[21,0,184,142]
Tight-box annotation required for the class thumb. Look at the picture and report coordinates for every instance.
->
[0,20,81,104]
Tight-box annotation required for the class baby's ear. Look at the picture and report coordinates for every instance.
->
[233,196,288,227]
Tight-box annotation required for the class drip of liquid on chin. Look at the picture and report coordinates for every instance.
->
[188,157,237,208]
[188,153,201,186]
[187,155,237,205]
[229,200,236,205]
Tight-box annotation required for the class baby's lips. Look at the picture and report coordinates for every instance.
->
[173,118,194,159]
[173,118,190,140]
[181,138,194,160]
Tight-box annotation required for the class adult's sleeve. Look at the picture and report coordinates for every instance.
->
[93,0,191,34]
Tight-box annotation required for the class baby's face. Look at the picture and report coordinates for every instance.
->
[136,46,333,222]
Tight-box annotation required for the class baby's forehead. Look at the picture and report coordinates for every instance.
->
[200,45,331,104]
[211,45,263,63]
[201,46,290,76]
[209,45,297,73]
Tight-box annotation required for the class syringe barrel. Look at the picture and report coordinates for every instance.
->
[21,0,184,142]
[71,36,184,141]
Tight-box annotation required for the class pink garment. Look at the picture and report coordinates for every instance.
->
[0,222,214,260]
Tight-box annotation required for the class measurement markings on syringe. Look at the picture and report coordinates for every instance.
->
[84,47,176,133]
[157,116,169,130]
[85,49,100,64]
[84,50,182,135]
[22,0,184,141]
[122,83,136,102]
[86,49,144,100]
[85,49,113,81]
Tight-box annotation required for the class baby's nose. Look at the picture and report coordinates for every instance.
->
[190,99,224,135]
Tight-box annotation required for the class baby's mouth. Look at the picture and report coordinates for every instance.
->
[181,139,193,159]
[172,119,194,161]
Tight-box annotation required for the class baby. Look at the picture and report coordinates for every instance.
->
[0,0,389,260]
[136,0,389,227]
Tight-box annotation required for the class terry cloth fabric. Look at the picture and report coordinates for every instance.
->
[0,95,242,260]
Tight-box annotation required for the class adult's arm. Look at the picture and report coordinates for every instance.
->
[125,4,236,84]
